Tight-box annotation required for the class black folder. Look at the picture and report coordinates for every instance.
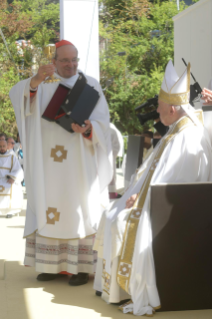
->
[42,73,100,133]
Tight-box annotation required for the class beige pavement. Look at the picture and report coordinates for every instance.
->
[0,182,212,319]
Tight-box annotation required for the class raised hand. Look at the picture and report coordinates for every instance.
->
[201,88,212,105]
[30,64,56,89]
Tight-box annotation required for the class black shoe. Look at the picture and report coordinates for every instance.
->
[95,290,102,297]
[36,273,67,281]
[69,272,89,286]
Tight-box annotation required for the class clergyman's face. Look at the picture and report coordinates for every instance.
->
[53,45,78,78]
[157,100,172,126]
[0,140,8,154]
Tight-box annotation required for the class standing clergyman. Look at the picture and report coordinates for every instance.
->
[9,40,113,286]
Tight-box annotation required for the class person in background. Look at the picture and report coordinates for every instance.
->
[7,137,16,155]
[0,139,23,217]
[0,133,7,141]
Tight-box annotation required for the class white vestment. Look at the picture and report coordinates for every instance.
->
[0,152,23,216]
[9,71,113,240]
[93,114,212,316]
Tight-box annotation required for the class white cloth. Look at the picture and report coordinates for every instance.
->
[24,233,97,275]
[0,152,23,215]
[93,115,212,316]
[9,71,113,239]
[109,123,124,192]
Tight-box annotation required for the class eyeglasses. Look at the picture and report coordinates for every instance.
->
[57,58,79,64]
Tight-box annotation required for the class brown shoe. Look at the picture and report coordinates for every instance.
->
[69,272,89,286]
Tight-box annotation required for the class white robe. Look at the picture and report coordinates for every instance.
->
[93,114,212,316]
[0,152,23,216]
[9,71,113,239]
[109,123,124,193]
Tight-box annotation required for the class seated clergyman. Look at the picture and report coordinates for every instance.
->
[0,139,23,217]
[93,60,212,316]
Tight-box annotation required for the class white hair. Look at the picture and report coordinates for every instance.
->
[173,105,186,115]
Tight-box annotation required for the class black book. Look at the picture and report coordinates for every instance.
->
[42,73,100,133]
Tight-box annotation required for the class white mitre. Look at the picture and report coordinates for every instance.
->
[159,60,201,126]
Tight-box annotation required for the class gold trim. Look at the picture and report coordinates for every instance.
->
[0,194,10,196]
[0,167,10,170]
[23,230,96,240]
[10,155,14,172]
[159,88,189,105]
[154,305,161,310]
[117,116,194,294]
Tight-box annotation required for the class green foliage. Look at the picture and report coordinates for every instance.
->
[0,0,59,138]
[100,0,187,135]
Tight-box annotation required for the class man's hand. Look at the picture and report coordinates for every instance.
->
[201,88,212,105]
[30,64,55,89]
[71,120,92,134]
[7,178,14,185]
[125,194,138,209]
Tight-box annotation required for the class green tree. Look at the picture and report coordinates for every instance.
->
[100,0,187,135]
[0,0,59,137]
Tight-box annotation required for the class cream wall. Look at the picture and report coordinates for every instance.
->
[173,0,212,93]
[60,0,99,81]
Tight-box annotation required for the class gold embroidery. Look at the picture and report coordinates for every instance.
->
[117,116,194,294]
[102,258,111,295]
[50,145,67,163]
[159,88,190,105]
[10,155,14,172]
[0,186,5,192]
[159,63,190,105]
[195,109,203,124]
[46,207,60,225]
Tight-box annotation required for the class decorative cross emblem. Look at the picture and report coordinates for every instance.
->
[50,145,67,163]
[119,262,131,277]
[131,209,142,219]
[150,159,159,171]
[46,207,60,225]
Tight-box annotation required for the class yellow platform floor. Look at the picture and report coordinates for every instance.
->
[0,187,212,319]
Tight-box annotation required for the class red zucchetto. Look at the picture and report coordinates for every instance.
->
[55,40,74,48]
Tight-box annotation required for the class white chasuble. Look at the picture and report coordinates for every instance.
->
[9,71,113,239]
[0,152,23,215]
[93,113,212,316]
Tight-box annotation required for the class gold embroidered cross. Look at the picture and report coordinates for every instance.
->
[119,262,131,277]
[131,209,142,219]
[46,207,60,225]
[150,159,159,171]
[50,145,67,163]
